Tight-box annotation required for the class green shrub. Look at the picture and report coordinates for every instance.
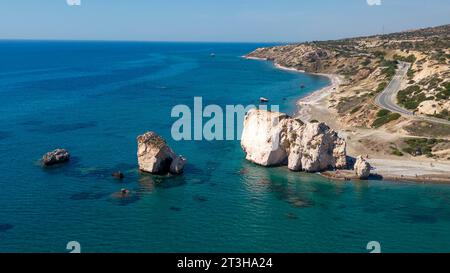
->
[372,113,401,128]
[394,54,417,63]
[435,82,450,100]
[397,85,430,110]
[382,66,396,79]
[391,149,404,156]
[407,68,415,79]
[444,82,450,91]
[380,59,398,79]
[377,109,391,117]
[376,81,388,92]
[374,51,386,59]
[432,109,450,121]
[401,138,445,157]
[362,59,371,66]
[350,106,362,114]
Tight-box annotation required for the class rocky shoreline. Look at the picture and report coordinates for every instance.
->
[38,50,449,185]
[244,54,450,184]
[240,109,375,179]
[241,109,347,172]
[243,55,339,121]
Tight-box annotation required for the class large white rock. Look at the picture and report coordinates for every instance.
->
[333,138,348,169]
[137,132,180,174]
[354,155,371,179]
[241,109,289,166]
[283,118,305,171]
[241,109,347,172]
[301,122,347,172]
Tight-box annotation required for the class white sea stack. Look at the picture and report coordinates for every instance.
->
[137,132,185,175]
[241,109,347,172]
[241,110,289,166]
[354,155,371,179]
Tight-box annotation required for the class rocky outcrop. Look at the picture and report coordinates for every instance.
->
[354,155,371,179]
[417,100,450,116]
[137,132,186,175]
[247,44,333,73]
[42,149,70,166]
[288,121,347,172]
[240,111,290,167]
[241,109,347,172]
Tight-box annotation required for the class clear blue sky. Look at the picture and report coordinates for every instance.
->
[0,0,449,42]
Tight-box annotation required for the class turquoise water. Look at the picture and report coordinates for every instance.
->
[1,41,450,253]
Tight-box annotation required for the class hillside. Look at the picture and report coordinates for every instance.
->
[246,24,450,160]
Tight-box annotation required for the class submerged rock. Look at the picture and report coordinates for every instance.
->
[170,155,187,174]
[120,188,130,195]
[193,195,208,202]
[0,223,13,232]
[239,168,249,175]
[112,171,124,179]
[41,149,70,166]
[285,213,298,220]
[241,109,347,172]
[110,188,137,203]
[354,155,371,179]
[137,131,186,175]
[170,206,182,212]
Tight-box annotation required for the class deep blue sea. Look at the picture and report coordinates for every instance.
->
[1,41,450,253]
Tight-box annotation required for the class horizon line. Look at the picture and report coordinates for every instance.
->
[1,22,448,45]
[0,38,295,45]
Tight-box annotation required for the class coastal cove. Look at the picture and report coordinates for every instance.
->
[246,56,450,184]
[1,41,450,252]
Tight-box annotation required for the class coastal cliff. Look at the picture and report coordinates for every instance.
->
[241,109,347,172]
[248,44,333,73]
[246,24,450,163]
[246,25,450,133]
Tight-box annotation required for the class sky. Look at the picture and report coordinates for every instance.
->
[0,0,449,42]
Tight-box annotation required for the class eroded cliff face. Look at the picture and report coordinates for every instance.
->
[248,44,334,73]
[241,109,347,172]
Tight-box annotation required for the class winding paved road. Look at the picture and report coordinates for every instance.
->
[375,61,450,126]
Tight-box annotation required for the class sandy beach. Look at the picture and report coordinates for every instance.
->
[295,73,341,121]
[243,56,268,61]
[274,63,306,73]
